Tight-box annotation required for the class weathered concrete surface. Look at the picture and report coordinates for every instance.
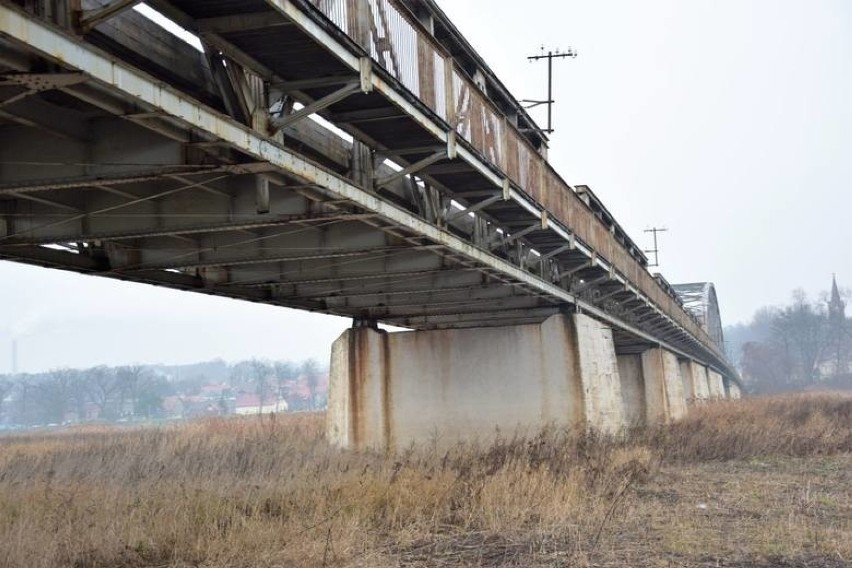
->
[329,313,630,450]
[688,361,711,401]
[707,370,726,399]
[727,381,742,399]
[575,314,626,434]
[617,354,646,427]
[328,314,736,450]
[679,359,693,401]
[327,327,390,449]
[641,348,688,424]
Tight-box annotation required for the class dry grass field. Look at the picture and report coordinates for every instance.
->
[0,394,849,567]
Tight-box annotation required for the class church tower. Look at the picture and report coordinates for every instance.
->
[828,274,847,375]
[829,274,845,324]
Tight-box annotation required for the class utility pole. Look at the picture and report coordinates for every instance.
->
[644,227,668,268]
[522,47,577,135]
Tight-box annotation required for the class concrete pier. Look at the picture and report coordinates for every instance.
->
[328,313,737,450]
[728,382,743,399]
[687,361,712,401]
[616,354,646,428]
[707,370,726,399]
[640,348,688,424]
[328,314,614,449]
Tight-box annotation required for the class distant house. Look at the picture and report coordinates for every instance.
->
[283,374,330,411]
[235,393,288,415]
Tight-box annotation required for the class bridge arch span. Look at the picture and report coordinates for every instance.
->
[673,283,725,350]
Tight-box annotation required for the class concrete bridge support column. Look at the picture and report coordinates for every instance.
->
[726,380,742,399]
[679,359,694,402]
[640,348,688,424]
[687,361,711,402]
[707,370,726,399]
[616,354,646,428]
[327,313,626,450]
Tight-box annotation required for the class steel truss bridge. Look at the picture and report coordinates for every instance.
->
[0,0,736,379]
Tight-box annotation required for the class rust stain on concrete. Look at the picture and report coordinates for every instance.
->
[348,329,364,449]
[381,330,393,452]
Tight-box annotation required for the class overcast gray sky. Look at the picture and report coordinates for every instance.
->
[2,0,850,373]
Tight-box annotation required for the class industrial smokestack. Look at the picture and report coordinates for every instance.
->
[11,339,18,375]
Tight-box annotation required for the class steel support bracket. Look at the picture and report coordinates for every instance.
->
[0,72,86,108]
[256,175,270,214]
[446,130,458,159]
[359,57,373,93]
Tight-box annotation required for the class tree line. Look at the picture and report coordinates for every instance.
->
[0,358,326,427]
[725,288,851,393]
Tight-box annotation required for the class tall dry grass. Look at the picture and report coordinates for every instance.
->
[653,393,852,462]
[0,393,849,567]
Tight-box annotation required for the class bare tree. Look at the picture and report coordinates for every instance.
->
[68,371,90,423]
[116,365,151,419]
[35,369,77,424]
[771,290,828,387]
[0,376,14,423]
[736,288,846,393]
[248,359,273,414]
[273,361,298,404]
[301,359,321,410]
[86,367,120,420]
[14,376,34,425]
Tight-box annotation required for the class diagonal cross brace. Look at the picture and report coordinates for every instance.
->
[79,0,140,31]
[445,193,503,224]
[374,150,446,189]
[573,270,614,294]
[558,252,596,279]
[487,221,541,250]
[540,235,577,260]
[595,284,629,302]
[269,80,360,130]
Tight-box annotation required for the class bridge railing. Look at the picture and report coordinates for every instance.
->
[306,0,719,354]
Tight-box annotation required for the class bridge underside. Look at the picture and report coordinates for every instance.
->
[0,75,568,330]
[0,1,736,381]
